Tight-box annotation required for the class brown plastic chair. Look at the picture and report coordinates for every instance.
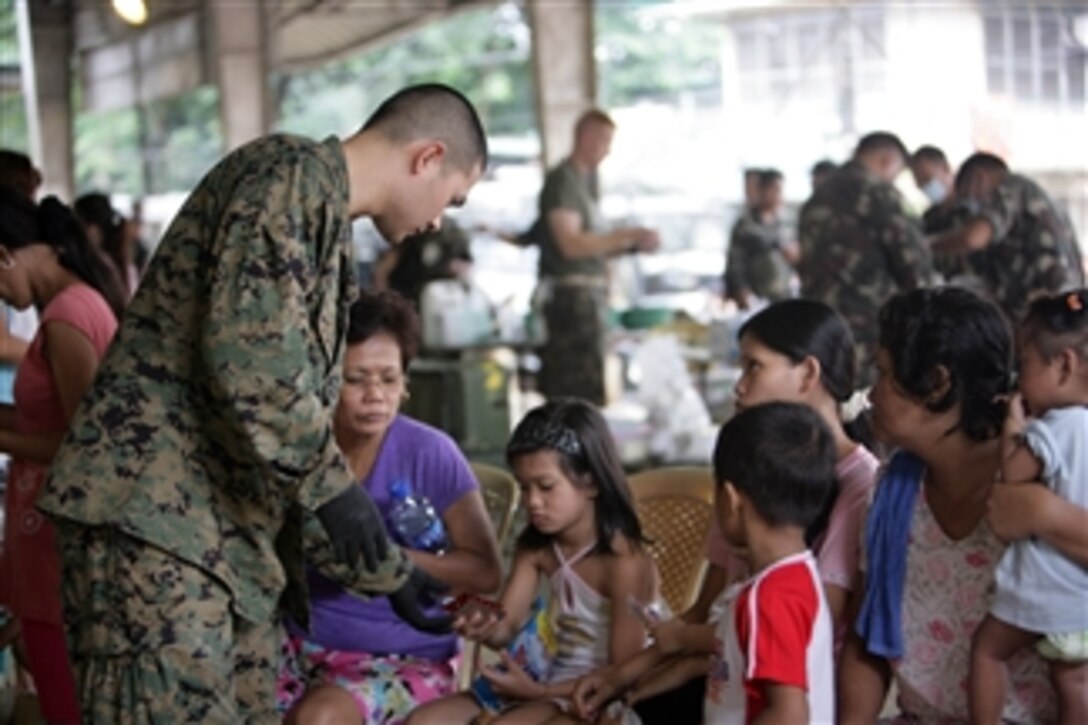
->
[628,466,716,616]
[458,462,522,690]
[470,462,521,548]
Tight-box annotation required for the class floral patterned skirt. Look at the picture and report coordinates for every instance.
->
[276,635,457,724]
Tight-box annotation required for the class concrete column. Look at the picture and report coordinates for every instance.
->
[24,1,73,199]
[208,0,271,153]
[526,0,597,168]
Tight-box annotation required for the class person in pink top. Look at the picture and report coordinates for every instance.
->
[0,190,122,721]
[626,299,879,723]
[697,300,879,635]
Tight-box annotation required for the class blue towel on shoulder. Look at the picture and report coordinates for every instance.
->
[855,450,926,660]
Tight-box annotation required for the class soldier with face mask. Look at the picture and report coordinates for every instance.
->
[930,152,1084,324]
[910,145,974,282]
[910,146,958,235]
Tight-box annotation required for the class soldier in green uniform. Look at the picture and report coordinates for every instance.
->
[36,83,487,721]
[910,145,974,281]
[799,131,934,388]
[725,168,797,309]
[931,152,1084,325]
[527,109,659,405]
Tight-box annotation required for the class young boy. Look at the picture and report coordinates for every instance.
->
[573,402,838,723]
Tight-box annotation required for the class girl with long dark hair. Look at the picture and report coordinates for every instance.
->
[0,189,119,721]
[409,398,659,724]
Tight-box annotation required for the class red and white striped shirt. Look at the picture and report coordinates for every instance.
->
[705,550,834,724]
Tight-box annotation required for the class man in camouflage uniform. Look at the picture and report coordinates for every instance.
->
[930,152,1084,324]
[725,168,797,309]
[909,144,978,283]
[527,109,659,405]
[36,84,487,721]
[799,131,934,388]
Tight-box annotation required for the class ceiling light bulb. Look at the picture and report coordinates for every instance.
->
[112,0,148,26]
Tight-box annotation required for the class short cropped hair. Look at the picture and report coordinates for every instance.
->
[955,152,1008,189]
[854,131,909,162]
[363,83,488,174]
[810,159,836,177]
[911,145,949,168]
[758,168,783,189]
[713,402,837,533]
[575,109,616,138]
[345,289,421,372]
[878,287,1013,442]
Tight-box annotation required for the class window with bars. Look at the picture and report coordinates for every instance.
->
[732,8,886,108]
[984,7,1086,106]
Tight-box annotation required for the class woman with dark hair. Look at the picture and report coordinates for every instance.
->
[278,289,502,725]
[698,300,878,630]
[74,192,140,300]
[838,286,1057,722]
[627,300,878,724]
[0,190,119,721]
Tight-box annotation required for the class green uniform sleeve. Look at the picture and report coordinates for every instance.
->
[976,177,1019,242]
[198,188,353,508]
[870,187,933,291]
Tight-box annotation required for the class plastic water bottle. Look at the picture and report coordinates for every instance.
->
[387,479,448,553]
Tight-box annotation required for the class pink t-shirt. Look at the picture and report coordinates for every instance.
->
[706,445,878,644]
[2,283,116,624]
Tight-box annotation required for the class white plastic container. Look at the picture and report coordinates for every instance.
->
[420,280,495,349]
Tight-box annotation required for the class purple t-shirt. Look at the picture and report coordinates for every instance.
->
[289,415,478,661]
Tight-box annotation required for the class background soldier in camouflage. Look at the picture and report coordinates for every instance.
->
[526,109,659,405]
[909,144,975,282]
[799,131,934,388]
[931,152,1084,325]
[725,168,797,309]
[36,83,487,722]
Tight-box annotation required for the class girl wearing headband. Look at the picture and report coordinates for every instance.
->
[409,398,659,724]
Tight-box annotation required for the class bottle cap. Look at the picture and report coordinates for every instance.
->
[390,479,410,500]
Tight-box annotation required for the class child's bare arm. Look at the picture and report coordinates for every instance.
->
[606,549,658,666]
[653,620,717,655]
[572,645,670,719]
[682,563,727,624]
[752,683,807,724]
[1000,394,1043,483]
[460,547,541,648]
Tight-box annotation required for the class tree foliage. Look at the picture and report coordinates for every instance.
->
[595,4,721,108]
[276,3,536,138]
[0,0,28,152]
[8,1,723,195]
[74,86,222,196]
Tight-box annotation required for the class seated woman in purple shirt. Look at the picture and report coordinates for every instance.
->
[278,290,503,725]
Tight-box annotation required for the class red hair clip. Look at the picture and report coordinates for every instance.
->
[1068,293,1083,312]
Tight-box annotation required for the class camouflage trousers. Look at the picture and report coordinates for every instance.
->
[55,521,281,724]
[539,282,608,406]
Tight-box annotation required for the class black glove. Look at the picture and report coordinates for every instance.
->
[389,567,454,634]
[315,484,389,572]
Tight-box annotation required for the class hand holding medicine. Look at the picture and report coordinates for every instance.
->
[444,592,506,641]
